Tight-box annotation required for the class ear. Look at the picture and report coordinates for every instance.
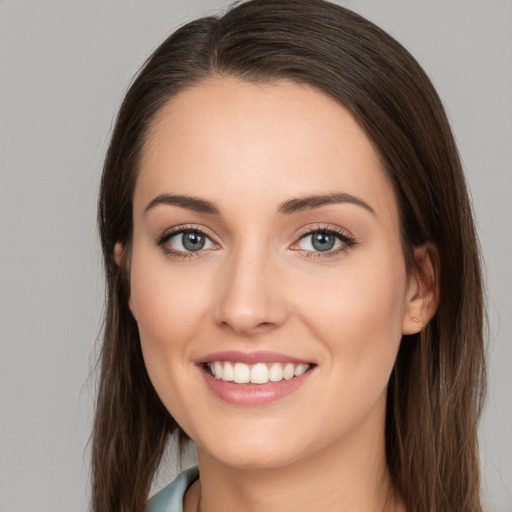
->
[113,242,136,320]
[402,244,440,335]
[114,242,124,267]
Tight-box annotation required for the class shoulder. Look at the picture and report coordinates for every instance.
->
[147,467,199,512]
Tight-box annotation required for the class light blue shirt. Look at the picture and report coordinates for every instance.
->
[147,467,199,512]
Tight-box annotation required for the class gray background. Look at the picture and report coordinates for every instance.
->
[0,1,510,511]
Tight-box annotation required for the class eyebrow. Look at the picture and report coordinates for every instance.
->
[144,192,375,216]
[276,193,375,216]
[144,194,221,215]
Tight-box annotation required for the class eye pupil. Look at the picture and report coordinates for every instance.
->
[182,232,206,251]
[312,232,336,251]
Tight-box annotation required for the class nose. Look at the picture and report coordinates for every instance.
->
[213,241,288,336]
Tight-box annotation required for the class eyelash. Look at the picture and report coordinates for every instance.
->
[156,224,357,260]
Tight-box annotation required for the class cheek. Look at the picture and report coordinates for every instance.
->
[299,249,408,376]
[288,251,408,439]
[129,235,210,330]
[128,250,211,388]
[129,258,217,436]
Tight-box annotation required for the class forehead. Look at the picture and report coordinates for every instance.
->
[134,77,397,223]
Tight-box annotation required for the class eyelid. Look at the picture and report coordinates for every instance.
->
[161,223,218,239]
[294,223,353,240]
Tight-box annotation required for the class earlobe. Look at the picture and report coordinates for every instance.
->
[113,242,136,320]
[402,244,440,335]
[114,242,124,267]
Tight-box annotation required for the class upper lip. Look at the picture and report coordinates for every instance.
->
[195,351,313,365]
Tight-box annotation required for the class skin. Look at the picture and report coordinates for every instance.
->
[118,77,436,512]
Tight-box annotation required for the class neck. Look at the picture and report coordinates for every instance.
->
[191,405,404,512]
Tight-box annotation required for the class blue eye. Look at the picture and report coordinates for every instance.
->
[158,228,217,256]
[157,225,355,260]
[302,232,338,252]
[177,231,207,251]
[294,227,355,256]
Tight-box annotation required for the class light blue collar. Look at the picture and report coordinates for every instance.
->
[147,466,199,512]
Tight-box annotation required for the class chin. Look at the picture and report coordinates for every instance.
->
[197,426,322,472]
[208,446,301,470]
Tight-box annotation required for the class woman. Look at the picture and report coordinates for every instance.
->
[92,1,486,511]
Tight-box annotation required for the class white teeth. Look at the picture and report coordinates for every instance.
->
[221,361,234,382]
[269,363,283,382]
[208,361,311,384]
[250,363,270,384]
[214,361,223,380]
[233,362,250,383]
[283,363,295,380]
[294,364,309,377]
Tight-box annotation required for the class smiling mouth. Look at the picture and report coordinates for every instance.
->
[204,361,313,384]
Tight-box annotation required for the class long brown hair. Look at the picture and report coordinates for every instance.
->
[92,1,486,510]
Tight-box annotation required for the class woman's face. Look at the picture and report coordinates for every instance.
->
[127,77,421,469]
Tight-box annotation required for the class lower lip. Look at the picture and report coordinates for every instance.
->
[199,367,313,406]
